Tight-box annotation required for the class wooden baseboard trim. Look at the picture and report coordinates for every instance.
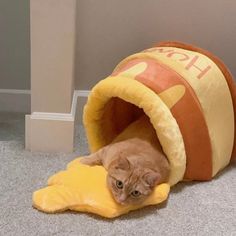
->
[0,89,90,114]
[0,89,31,113]
[25,90,90,152]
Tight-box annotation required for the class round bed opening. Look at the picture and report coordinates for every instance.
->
[100,97,147,145]
[83,77,187,185]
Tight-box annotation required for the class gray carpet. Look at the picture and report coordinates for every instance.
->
[0,112,235,236]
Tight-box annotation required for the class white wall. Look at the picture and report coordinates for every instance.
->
[0,0,30,90]
[75,0,236,90]
[0,0,235,99]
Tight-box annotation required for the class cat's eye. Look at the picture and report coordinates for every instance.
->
[131,190,141,198]
[116,180,123,189]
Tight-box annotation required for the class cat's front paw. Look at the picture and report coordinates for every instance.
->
[80,157,93,165]
[80,157,102,166]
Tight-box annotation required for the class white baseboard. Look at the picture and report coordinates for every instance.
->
[0,89,31,113]
[76,90,90,97]
[25,89,90,152]
[25,114,75,152]
[0,89,90,114]
[0,88,90,151]
[0,89,31,94]
[30,89,90,120]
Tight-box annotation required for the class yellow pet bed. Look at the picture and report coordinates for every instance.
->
[33,41,236,218]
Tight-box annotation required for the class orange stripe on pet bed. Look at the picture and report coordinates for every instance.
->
[156,41,236,161]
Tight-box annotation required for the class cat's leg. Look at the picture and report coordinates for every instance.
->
[80,153,103,166]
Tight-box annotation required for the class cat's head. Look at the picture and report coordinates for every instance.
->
[107,156,161,205]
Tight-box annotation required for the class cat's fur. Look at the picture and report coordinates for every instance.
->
[81,115,170,205]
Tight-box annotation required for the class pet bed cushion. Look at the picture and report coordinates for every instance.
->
[33,158,170,218]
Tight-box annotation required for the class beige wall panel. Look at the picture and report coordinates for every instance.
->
[26,118,74,152]
[31,0,76,113]
[75,0,236,90]
[0,0,30,90]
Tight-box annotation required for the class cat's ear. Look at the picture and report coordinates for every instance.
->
[117,157,130,170]
[110,157,130,171]
[143,170,161,187]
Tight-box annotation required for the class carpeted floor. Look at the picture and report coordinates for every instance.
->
[0,112,235,236]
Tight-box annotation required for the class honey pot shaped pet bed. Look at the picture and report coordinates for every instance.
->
[33,41,236,218]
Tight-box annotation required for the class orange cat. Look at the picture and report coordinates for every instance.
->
[81,115,170,205]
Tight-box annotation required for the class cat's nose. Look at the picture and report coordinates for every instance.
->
[117,199,126,205]
[118,194,127,204]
